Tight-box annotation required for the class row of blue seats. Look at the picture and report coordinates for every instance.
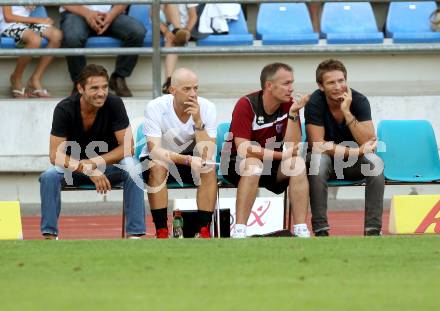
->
[257,2,440,44]
[2,2,439,49]
[134,120,440,189]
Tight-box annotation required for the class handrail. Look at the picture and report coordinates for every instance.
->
[0,0,437,97]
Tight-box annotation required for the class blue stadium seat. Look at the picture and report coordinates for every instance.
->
[256,3,318,45]
[386,2,440,43]
[128,4,164,47]
[85,37,123,48]
[216,122,234,186]
[85,5,160,48]
[1,6,49,48]
[197,8,253,46]
[321,2,384,44]
[134,123,194,188]
[377,120,440,182]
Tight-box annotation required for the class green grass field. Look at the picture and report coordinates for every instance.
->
[0,236,439,311]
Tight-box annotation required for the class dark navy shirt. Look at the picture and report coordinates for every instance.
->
[304,88,371,144]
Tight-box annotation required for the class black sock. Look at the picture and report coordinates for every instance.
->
[198,210,213,229]
[151,207,168,230]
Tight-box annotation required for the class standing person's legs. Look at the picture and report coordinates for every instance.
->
[343,154,384,235]
[106,157,146,236]
[60,13,91,83]
[307,152,334,235]
[28,25,63,97]
[277,156,310,237]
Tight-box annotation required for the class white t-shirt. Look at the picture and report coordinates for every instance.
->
[0,6,33,34]
[60,5,112,14]
[141,94,217,157]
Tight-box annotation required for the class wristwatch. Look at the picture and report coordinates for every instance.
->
[288,113,299,122]
[194,123,205,131]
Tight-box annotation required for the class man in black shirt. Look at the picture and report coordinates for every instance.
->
[39,64,145,239]
[305,59,384,237]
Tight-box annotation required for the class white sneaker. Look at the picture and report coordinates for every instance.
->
[232,224,247,239]
[293,224,311,238]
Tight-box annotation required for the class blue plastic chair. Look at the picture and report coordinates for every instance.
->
[1,6,49,48]
[377,120,440,182]
[197,7,253,46]
[321,2,384,44]
[256,3,318,45]
[128,4,164,47]
[386,2,440,43]
[84,5,154,48]
[134,123,194,188]
[216,122,234,186]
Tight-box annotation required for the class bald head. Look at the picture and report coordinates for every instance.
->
[170,68,198,87]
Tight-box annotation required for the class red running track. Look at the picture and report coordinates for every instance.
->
[22,211,390,240]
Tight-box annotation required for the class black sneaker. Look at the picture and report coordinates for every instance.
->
[364,228,382,236]
[314,229,329,237]
[43,233,58,240]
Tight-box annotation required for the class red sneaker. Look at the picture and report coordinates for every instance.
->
[156,228,169,239]
[197,225,211,238]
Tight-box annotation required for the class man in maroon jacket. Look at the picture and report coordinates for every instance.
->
[224,63,311,238]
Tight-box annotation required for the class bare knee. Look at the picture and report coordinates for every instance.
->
[238,157,263,176]
[148,163,168,186]
[46,28,63,47]
[23,32,42,48]
[200,169,217,185]
[280,156,307,177]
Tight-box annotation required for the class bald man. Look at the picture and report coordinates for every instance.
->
[140,68,218,238]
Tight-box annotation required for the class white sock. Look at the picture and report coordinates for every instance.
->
[294,223,308,231]
[293,223,310,238]
[232,224,247,238]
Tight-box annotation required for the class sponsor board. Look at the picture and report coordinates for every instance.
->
[0,201,23,240]
[174,197,284,236]
[389,195,440,234]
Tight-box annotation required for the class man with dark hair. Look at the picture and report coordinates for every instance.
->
[39,64,146,240]
[305,59,384,237]
[141,68,217,238]
[60,4,146,97]
[224,62,311,238]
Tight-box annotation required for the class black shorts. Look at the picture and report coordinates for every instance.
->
[222,156,289,194]
[140,156,197,185]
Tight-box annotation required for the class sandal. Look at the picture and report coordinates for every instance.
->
[27,87,51,98]
[11,87,28,99]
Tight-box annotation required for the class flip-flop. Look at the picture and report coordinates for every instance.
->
[11,87,28,99]
[27,88,51,98]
